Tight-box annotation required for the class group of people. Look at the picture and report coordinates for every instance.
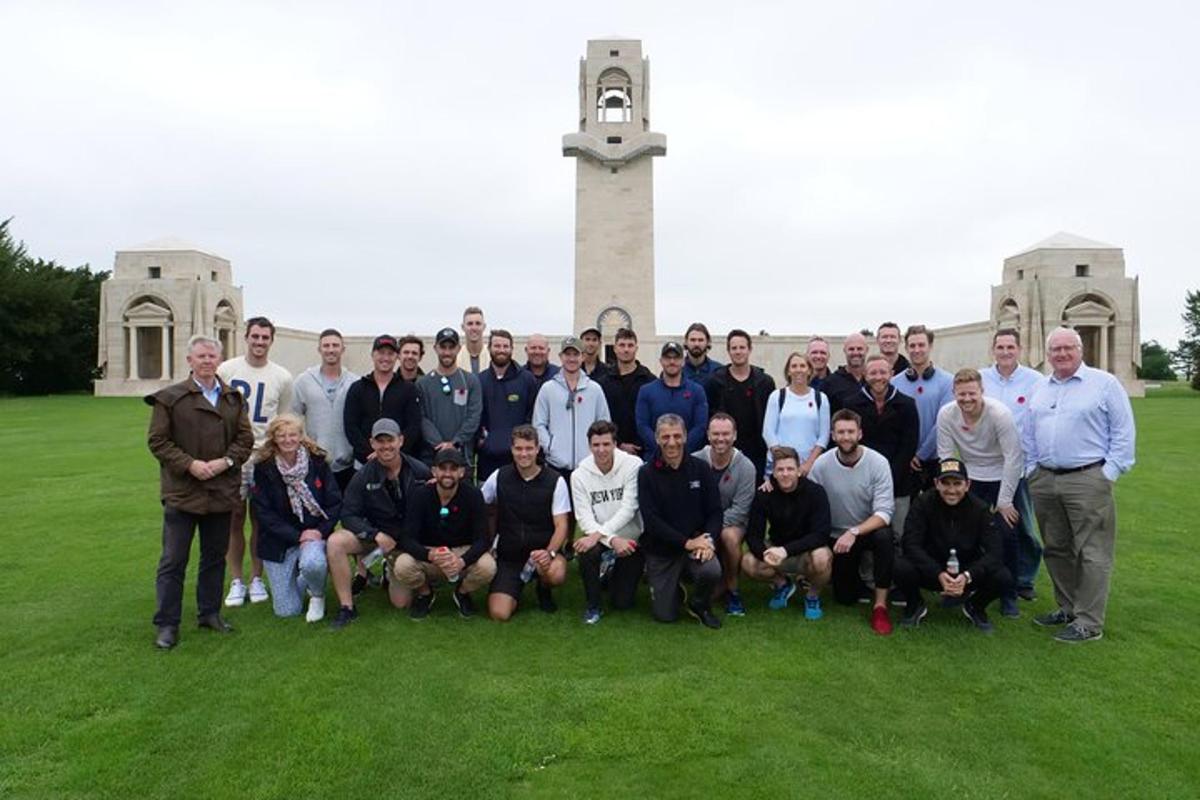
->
[147,307,1136,650]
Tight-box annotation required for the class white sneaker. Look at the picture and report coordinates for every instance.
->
[305,595,326,623]
[248,576,269,604]
[224,578,247,607]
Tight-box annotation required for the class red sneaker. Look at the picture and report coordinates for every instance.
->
[871,605,893,636]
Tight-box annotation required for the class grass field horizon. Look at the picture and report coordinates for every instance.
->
[2,388,1198,798]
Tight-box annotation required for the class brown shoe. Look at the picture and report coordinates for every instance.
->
[197,614,234,633]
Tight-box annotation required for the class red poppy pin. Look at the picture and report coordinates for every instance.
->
[683,391,691,399]
[576,395,584,404]
[451,506,458,513]
[917,386,924,394]
[1017,396,1026,404]
[808,401,814,408]
[745,389,753,397]
[315,479,322,489]
[723,473,731,482]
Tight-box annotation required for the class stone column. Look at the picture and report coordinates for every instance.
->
[160,325,171,380]
[1100,324,1110,373]
[126,325,138,380]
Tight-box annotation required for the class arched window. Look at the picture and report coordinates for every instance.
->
[123,295,174,381]
[596,68,632,123]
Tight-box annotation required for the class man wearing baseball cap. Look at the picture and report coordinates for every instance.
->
[416,327,483,471]
[894,457,1012,633]
[634,341,709,461]
[532,336,612,482]
[392,447,495,620]
[343,334,422,467]
[328,418,432,628]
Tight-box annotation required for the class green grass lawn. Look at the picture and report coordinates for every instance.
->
[1,390,1198,799]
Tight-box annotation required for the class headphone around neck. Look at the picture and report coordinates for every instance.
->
[904,364,936,381]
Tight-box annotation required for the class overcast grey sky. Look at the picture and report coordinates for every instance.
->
[3,1,1197,347]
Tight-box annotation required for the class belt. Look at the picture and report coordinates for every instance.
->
[1043,459,1105,476]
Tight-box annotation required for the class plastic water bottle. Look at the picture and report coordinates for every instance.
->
[946,548,960,576]
[363,547,384,569]
[437,546,460,583]
[599,548,617,579]
[519,557,537,583]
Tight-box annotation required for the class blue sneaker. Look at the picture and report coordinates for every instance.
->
[582,606,602,625]
[768,580,796,610]
[725,591,747,617]
[803,595,823,620]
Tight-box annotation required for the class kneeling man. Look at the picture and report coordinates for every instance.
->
[895,458,1012,633]
[742,446,833,620]
[393,448,496,619]
[483,425,570,621]
[637,414,723,629]
[571,420,645,624]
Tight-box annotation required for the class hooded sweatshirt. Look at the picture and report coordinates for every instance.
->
[290,365,359,472]
[570,448,643,544]
[532,370,611,471]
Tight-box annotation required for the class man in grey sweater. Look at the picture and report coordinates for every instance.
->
[416,328,483,471]
[693,412,757,616]
[809,409,896,635]
[290,328,359,490]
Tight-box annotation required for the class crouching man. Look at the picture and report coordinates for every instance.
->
[392,447,496,619]
[482,425,571,621]
[895,458,1012,633]
[741,446,833,620]
[571,420,645,624]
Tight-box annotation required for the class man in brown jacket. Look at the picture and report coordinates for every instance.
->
[147,335,254,649]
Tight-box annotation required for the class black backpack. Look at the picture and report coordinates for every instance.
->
[777,387,822,413]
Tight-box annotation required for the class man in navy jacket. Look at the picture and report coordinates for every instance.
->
[636,341,709,461]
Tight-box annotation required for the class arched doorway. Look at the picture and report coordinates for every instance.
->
[1062,293,1116,371]
[123,296,175,380]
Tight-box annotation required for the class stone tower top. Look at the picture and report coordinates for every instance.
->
[564,39,666,166]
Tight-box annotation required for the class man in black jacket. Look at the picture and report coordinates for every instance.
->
[482,425,571,621]
[821,332,868,413]
[637,414,724,628]
[742,446,832,619]
[343,335,422,462]
[601,327,655,457]
[327,419,431,628]
[705,328,776,480]
[844,354,920,539]
[393,448,495,620]
[895,458,1012,633]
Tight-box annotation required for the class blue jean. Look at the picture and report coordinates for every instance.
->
[262,540,328,618]
[1013,479,1043,590]
[967,480,1018,604]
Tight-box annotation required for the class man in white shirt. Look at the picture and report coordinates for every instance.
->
[217,316,294,607]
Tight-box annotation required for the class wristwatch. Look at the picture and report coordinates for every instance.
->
[224,456,235,469]
[847,526,861,537]
[548,549,559,560]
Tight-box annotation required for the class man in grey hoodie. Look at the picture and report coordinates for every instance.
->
[693,412,757,617]
[532,337,611,482]
[290,329,359,490]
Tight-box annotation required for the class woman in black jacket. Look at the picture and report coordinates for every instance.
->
[251,414,342,621]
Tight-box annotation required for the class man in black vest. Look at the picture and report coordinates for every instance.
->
[482,424,571,620]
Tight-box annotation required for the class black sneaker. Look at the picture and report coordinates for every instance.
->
[452,590,476,619]
[351,573,368,597]
[900,600,928,628]
[1017,585,1037,601]
[1054,622,1103,644]
[685,600,722,630]
[962,601,995,634]
[409,591,435,620]
[536,584,558,613]
[1033,608,1075,627]
[330,605,358,630]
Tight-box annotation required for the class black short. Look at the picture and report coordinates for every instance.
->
[489,559,531,601]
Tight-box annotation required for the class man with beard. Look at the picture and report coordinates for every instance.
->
[392,447,496,620]
[636,341,709,460]
[417,327,483,470]
[601,327,655,458]
[809,409,896,635]
[477,329,537,481]
[693,413,757,617]
[822,331,868,413]
[876,321,909,376]
[396,335,425,383]
[682,322,722,389]
[705,328,776,480]
[845,354,920,537]
[290,328,358,491]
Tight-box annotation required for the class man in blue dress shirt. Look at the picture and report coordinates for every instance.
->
[891,324,954,493]
[1022,327,1136,643]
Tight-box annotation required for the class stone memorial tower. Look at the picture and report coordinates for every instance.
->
[563,38,666,338]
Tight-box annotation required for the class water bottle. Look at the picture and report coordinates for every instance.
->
[946,548,960,576]
[519,556,537,583]
[437,546,460,583]
[599,548,617,579]
[363,547,384,569]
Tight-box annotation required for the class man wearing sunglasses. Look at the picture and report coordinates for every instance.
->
[417,328,483,475]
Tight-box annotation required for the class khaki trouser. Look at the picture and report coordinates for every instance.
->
[1028,465,1116,631]
[392,547,496,594]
